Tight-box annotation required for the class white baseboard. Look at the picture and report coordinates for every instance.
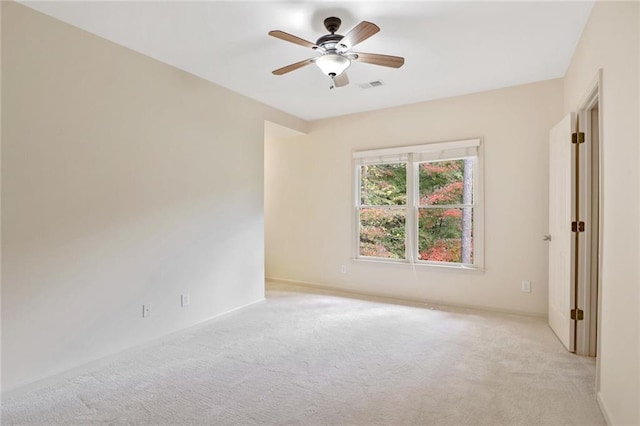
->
[2,298,265,399]
[266,277,546,318]
[596,391,613,425]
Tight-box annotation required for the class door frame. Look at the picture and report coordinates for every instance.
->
[575,70,603,380]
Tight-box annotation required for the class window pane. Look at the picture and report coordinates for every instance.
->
[360,164,407,206]
[418,159,473,205]
[418,208,473,264]
[359,207,406,259]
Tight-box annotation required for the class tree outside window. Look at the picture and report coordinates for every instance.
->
[417,159,474,264]
[358,163,406,259]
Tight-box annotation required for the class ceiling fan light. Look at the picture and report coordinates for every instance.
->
[315,53,350,76]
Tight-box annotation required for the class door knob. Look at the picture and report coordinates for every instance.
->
[543,235,552,241]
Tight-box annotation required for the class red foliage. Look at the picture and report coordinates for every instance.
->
[421,162,460,174]
[443,209,462,218]
[421,181,463,205]
[419,239,461,262]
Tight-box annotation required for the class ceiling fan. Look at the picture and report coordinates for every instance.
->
[269,17,405,89]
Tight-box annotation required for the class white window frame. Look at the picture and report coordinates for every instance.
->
[353,138,484,270]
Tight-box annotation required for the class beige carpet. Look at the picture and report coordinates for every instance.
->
[2,282,605,425]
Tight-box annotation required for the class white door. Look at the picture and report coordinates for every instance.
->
[548,113,575,352]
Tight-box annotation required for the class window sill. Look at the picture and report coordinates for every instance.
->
[352,257,485,273]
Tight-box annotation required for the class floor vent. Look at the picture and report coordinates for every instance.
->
[359,80,385,89]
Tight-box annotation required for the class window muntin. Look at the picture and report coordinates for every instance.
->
[354,139,481,268]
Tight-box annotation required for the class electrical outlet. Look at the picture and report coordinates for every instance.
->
[181,293,190,308]
[340,265,347,274]
[521,281,532,293]
[143,304,152,318]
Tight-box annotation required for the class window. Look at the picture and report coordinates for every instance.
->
[358,163,407,259]
[354,139,482,268]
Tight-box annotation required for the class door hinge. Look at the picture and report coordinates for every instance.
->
[570,309,584,321]
[571,221,585,232]
[572,132,585,144]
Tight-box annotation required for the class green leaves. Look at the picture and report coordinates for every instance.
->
[360,164,407,206]
[418,160,473,263]
[358,158,474,263]
[359,207,405,259]
[359,163,407,258]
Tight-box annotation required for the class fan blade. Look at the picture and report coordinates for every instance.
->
[268,30,317,49]
[337,21,380,51]
[353,52,404,68]
[272,58,315,75]
[334,72,349,87]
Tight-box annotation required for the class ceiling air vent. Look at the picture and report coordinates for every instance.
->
[359,80,385,89]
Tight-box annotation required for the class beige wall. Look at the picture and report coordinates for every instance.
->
[266,79,563,316]
[563,2,640,424]
[0,0,4,394]
[1,2,305,392]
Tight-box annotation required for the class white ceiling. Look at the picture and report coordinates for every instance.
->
[22,1,594,121]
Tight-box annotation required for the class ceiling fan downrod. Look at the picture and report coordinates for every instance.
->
[324,17,342,34]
